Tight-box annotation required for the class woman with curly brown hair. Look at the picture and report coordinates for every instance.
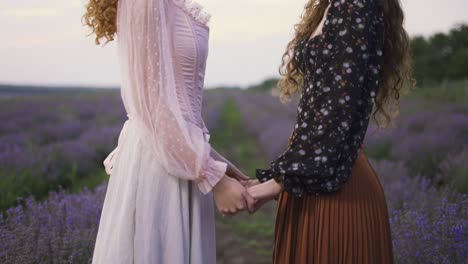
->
[83,0,257,263]
[247,0,415,263]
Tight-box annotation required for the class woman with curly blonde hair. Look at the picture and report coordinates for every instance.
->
[247,0,415,263]
[83,0,256,263]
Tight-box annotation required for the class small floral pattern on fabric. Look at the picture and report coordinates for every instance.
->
[256,0,385,197]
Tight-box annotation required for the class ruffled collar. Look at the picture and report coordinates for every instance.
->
[173,0,211,28]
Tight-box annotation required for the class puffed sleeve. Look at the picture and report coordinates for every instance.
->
[115,0,227,194]
[256,0,384,196]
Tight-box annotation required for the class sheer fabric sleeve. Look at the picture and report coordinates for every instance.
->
[256,0,384,196]
[116,0,227,194]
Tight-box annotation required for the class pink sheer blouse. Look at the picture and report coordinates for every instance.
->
[103,0,227,194]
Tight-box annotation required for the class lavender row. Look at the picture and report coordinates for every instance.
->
[363,104,468,185]
[0,156,466,263]
[0,91,228,211]
[0,89,466,263]
[0,185,106,263]
[0,93,127,210]
[373,157,468,264]
[232,91,297,160]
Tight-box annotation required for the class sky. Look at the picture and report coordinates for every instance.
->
[0,0,467,88]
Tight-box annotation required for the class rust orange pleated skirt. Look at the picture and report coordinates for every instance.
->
[272,146,394,264]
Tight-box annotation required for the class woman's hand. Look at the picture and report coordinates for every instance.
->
[240,179,261,188]
[247,179,283,213]
[213,175,256,216]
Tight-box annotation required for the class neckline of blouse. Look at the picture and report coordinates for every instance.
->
[307,1,333,42]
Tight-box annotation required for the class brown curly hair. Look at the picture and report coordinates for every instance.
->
[82,0,119,45]
[278,0,416,129]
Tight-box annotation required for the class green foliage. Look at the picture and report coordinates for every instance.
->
[365,141,393,161]
[208,99,275,262]
[0,166,108,212]
[0,170,47,212]
[209,99,269,177]
[439,148,468,194]
[244,24,468,96]
[247,78,279,93]
[409,79,467,102]
[411,24,468,85]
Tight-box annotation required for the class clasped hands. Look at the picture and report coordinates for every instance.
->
[212,169,283,217]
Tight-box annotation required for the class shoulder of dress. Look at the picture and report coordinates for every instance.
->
[328,0,383,12]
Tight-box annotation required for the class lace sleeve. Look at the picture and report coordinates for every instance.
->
[116,0,227,194]
[256,0,384,197]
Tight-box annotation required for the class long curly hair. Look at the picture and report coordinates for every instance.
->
[82,0,119,45]
[278,0,416,129]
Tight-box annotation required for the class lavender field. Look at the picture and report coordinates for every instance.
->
[0,84,467,264]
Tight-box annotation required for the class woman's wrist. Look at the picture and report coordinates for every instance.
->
[197,157,228,195]
[212,174,228,193]
[268,178,284,196]
[225,162,235,175]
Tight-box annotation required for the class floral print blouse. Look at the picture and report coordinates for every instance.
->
[256,0,385,197]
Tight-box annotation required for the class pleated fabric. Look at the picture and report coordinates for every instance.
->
[272,147,394,264]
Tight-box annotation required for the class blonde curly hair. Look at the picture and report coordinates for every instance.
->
[82,0,119,45]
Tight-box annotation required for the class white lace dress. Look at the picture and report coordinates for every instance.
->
[91,0,227,263]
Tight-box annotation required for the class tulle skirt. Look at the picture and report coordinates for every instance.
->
[92,118,217,264]
[272,147,394,264]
